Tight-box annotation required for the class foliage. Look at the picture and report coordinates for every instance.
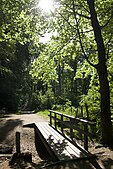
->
[29,87,55,110]
[0,0,40,111]
[30,0,113,143]
[0,41,31,111]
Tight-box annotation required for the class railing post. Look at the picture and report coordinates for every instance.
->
[70,118,74,140]
[84,123,88,151]
[16,132,20,153]
[50,111,52,126]
[54,113,57,129]
[61,114,64,134]
[49,110,95,152]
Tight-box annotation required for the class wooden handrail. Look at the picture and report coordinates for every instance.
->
[49,109,75,119]
[49,110,95,125]
[48,109,96,151]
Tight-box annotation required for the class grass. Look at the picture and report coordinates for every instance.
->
[36,109,50,120]
[36,109,76,119]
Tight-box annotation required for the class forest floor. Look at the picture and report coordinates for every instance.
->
[0,112,113,169]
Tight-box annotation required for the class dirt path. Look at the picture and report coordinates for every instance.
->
[0,112,48,169]
[0,112,48,146]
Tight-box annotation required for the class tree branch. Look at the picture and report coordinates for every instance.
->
[57,12,76,30]
[72,0,97,68]
[101,12,113,29]
[63,2,90,19]
[53,34,77,56]
[73,11,90,20]
[80,29,93,34]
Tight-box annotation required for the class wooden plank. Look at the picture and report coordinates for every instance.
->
[49,110,75,119]
[0,154,12,157]
[49,110,96,125]
[39,123,79,155]
[36,123,73,159]
[38,123,70,160]
[35,123,73,157]
[76,118,96,125]
[44,123,89,157]
[34,124,58,161]
[35,122,90,161]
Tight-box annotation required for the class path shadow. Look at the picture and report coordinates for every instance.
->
[0,115,11,118]
[0,119,22,144]
[19,159,101,169]
[9,157,101,169]
[102,158,113,169]
[9,158,35,169]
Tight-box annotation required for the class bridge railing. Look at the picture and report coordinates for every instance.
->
[48,109,96,151]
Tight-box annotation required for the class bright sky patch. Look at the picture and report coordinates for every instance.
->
[39,0,54,13]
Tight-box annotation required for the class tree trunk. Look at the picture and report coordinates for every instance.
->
[87,0,112,144]
[97,63,112,144]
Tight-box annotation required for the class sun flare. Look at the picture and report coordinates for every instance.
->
[39,0,54,13]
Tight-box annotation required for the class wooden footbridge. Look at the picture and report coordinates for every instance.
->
[24,110,102,168]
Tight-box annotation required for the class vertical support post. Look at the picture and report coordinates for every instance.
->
[76,108,78,117]
[81,106,83,117]
[84,123,88,151]
[50,111,52,126]
[85,103,89,120]
[61,114,64,134]
[70,118,74,140]
[54,113,57,129]
[16,132,20,153]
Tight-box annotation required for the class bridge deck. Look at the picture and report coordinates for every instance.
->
[34,122,92,161]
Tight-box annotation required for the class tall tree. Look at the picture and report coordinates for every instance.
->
[75,0,113,144]
[86,0,112,145]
